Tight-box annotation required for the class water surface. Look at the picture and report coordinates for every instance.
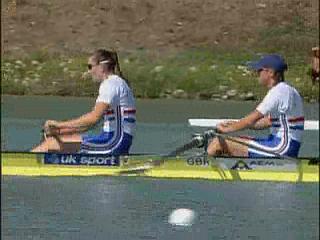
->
[1,95,319,240]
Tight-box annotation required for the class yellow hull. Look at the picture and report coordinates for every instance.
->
[1,153,319,182]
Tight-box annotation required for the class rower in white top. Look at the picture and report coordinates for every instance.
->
[81,73,136,154]
[206,54,307,158]
[32,49,136,155]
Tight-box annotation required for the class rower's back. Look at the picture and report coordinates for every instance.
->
[257,81,304,143]
[96,74,136,136]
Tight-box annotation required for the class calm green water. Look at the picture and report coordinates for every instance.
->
[1,95,319,240]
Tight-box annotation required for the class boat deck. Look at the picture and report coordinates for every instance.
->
[1,153,319,182]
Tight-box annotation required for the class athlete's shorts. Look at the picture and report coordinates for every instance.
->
[80,131,133,155]
[247,134,301,158]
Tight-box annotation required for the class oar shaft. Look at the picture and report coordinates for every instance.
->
[166,135,204,157]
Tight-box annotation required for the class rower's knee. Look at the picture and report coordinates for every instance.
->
[44,137,61,151]
[207,138,219,156]
[207,147,214,156]
[31,137,55,152]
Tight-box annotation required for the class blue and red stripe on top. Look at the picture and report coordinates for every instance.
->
[270,116,304,130]
[123,108,136,123]
[270,116,304,122]
[123,109,136,114]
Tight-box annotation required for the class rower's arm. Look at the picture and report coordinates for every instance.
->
[249,115,272,130]
[57,102,109,130]
[218,110,264,133]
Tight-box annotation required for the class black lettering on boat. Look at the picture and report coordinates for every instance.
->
[186,156,209,166]
[187,157,194,165]
[195,157,203,165]
[231,160,251,170]
[249,160,283,167]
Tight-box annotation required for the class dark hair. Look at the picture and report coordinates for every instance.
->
[276,71,285,82]
[92,49,129,85]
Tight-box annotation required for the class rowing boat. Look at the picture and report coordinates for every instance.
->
[2,152,319,182]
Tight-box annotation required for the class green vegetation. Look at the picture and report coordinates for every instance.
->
[1,48,319,102]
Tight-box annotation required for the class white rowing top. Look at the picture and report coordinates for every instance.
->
[256,82,304,142]
[96,74,136,135]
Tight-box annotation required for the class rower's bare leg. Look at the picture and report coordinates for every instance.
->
[207,137,248,157]
[31,134,82,153]
[31,136,60,152]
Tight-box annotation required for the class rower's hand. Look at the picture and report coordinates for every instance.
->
[44,120,60,129]
[44,120,60,136]
[217,123,233,133]
[220,120,236,127]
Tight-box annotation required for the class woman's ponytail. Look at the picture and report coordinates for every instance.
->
[112,50,130,86]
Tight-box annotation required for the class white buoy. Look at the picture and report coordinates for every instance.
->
[168,208,196,226]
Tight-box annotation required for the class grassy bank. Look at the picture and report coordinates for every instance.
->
[1,48,319,102]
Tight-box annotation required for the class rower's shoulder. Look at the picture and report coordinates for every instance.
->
[273,82,298,93]
[107,75,120,83]
[276,81,290,88]
[264,82,297,101]
[109,75,128,86]
[101,75,123,87]
[271,82,303,103]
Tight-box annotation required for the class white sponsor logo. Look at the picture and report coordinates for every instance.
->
[80,156,117,165]
[61,155,77,164]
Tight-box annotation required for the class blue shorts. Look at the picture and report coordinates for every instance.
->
[248,135,301,158]
[80,132,133,155]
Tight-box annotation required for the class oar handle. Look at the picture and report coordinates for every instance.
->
[41,128,64,144]
[165,134,205,158]
[204,130,217,139]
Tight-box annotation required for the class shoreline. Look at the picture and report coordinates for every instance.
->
[2,49,319,103]
[2,93,319,106]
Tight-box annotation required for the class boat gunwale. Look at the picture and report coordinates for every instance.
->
[1,152,319,182]
[1,151,319,161]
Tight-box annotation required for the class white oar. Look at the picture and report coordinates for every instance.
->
[189,119,319,131]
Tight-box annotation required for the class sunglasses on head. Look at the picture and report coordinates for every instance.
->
[87,60,110,70]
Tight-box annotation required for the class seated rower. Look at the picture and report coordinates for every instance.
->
[207,54,304,158]
[32,49,136,155]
